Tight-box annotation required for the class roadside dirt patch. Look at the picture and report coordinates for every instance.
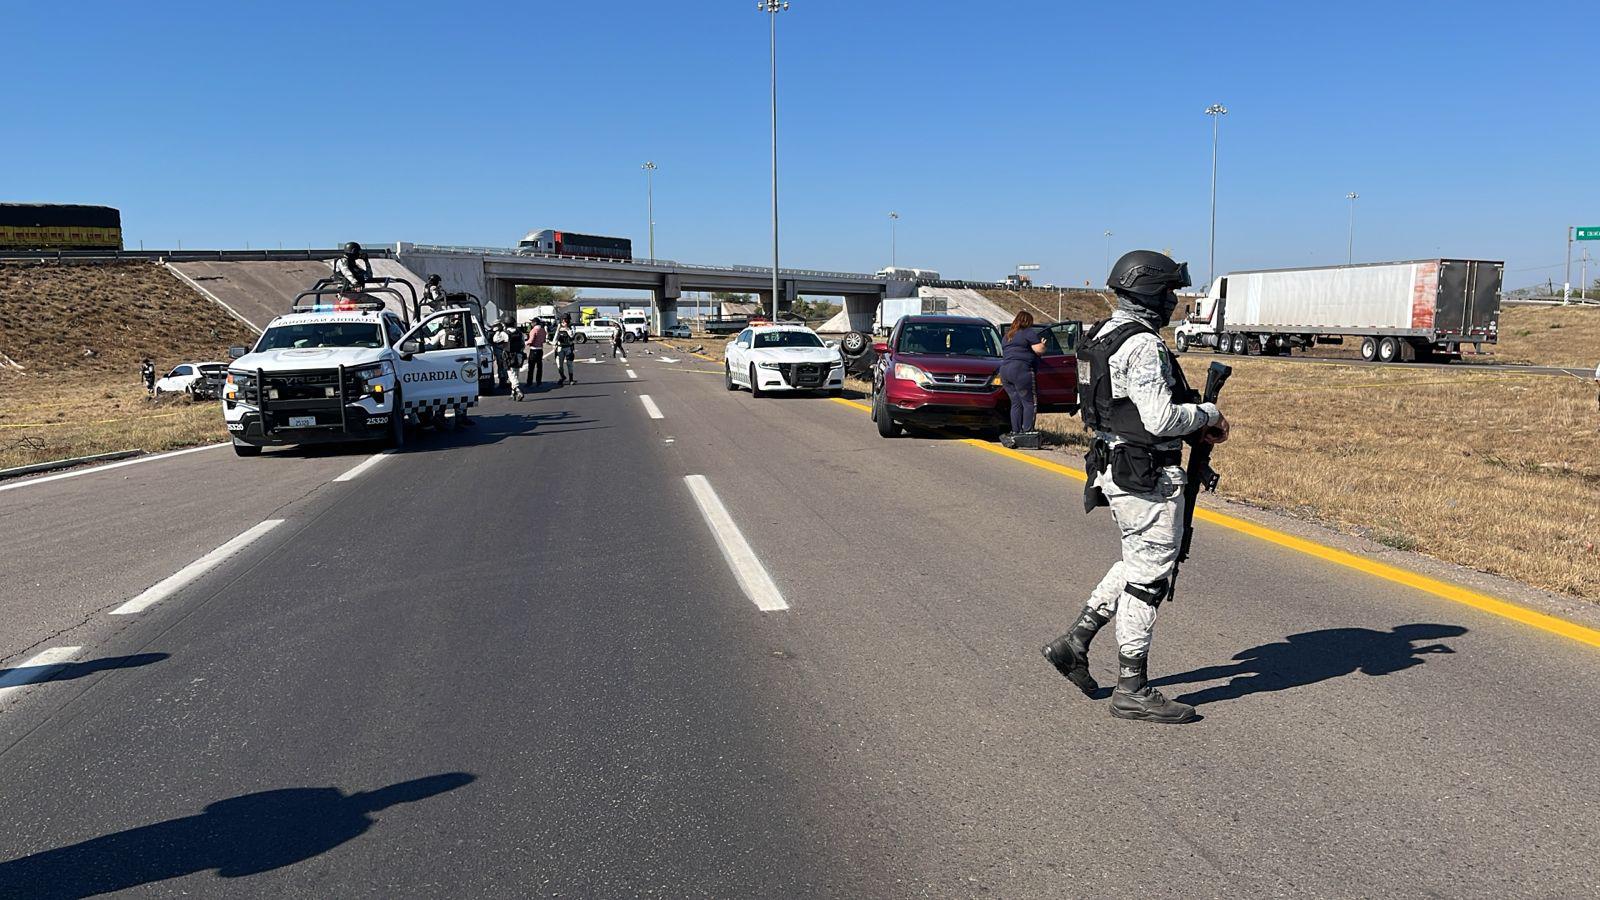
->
[0,260,257,469]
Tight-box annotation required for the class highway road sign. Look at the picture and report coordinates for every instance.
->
[1575,227,1600,240]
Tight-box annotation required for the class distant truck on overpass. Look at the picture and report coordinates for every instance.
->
[517,229,632,261]
[1173,259,1503,363]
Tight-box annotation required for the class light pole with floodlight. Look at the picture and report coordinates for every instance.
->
[1346,192,1359,265]
[889,211,899,268]
[759,0,789,319]
[641,162,657,263]
[1103,229,1113,274]
[1205,103,1227,286]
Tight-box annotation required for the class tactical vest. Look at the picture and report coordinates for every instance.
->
[1077,319,1194,446]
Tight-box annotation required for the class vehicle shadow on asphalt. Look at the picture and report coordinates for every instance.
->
[0,772,475,898]
[1151,623,1469,706]
[0,652,168,687]
[411,411,608,447]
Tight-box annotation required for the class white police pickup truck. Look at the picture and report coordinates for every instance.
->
[223,301,481,456]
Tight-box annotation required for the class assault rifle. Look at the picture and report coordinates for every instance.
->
[1172,361,1232,598]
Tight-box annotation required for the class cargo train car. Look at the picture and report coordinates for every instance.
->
[0,203,123,251]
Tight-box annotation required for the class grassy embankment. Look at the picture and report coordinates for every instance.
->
[0,261,259,471]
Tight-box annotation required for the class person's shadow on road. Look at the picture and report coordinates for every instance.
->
[1151,623,1467,706]
[0,772,474,899]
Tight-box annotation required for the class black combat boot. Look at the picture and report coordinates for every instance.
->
[1042,608,1108,697]
[1109,653,1196,724]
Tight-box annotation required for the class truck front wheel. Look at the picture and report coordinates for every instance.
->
[1174,333,1189,353]
[232,439,262,457]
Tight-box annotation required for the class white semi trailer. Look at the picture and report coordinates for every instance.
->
[1173,259,1502,363]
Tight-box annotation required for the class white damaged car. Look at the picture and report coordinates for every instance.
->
[724,324,845,397]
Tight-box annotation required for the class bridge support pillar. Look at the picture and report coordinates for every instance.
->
[843,293,879,333]
[655,273,681,331]
[486,278,516,325]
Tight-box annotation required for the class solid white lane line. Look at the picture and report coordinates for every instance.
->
[0,443,229,494]
[334,451,393,482]
[0,646,82,703]
[111,519,285,616]
[626,369,638,379]
[640,395,664,419]
[683,475,788,612]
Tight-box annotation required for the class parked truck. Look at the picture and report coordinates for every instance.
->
[875,294,951,334]
[1173,259,1503,363]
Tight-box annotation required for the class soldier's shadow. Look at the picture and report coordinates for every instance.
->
[1150,623,1467,706]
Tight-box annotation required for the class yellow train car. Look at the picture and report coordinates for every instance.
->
[0,203,122,251]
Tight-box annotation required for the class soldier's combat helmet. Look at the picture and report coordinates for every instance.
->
[1107,250,1190,315]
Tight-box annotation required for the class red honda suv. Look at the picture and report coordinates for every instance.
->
[870,314,1081,438]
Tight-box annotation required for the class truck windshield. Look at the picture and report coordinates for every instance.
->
[754,331,823,349]
[256,322,384,351]
[897,323,1000,357]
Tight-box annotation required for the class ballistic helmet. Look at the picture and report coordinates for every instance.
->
[1107,250,1190,315]
[427,274,441,286]
[343,241,362,257]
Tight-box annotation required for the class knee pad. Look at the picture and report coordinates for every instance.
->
[1125,578,1170,609]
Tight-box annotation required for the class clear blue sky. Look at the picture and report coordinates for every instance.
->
[7,0,1595,289]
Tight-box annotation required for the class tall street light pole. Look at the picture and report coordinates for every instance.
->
[1103,229,1113,274]
[641,161,657,263]
[889,211,899,268]
[760,1,789,319]
[1345,192,1359,265]
[1205,103,1227,287]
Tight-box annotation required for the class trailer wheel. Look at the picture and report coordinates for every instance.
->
[1377,336,1400,363]
[1360,337,1379,361]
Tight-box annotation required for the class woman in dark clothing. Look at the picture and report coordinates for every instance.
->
[999,310,1047,448]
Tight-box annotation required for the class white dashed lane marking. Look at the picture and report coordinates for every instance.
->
[0,646,83,705]
[640,395,664,419]
[683,475,788,612]
[334,451,393,482]
[111,519,285,615]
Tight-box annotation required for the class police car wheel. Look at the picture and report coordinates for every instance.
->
[231,439,262,457]
[575,333,588,344]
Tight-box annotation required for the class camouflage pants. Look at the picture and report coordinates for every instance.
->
[1085,464,1187,658]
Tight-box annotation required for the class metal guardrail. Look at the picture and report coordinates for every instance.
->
[406,243,883,282]
[0,247,395,262]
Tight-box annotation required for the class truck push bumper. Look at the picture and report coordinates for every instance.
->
[227,406,393,446]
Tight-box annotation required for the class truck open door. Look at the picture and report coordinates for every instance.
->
[396,310,481,422]
[1036,321,1082,413]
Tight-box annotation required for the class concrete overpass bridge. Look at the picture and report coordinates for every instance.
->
[395,243,911,330]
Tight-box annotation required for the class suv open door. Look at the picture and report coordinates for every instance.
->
[1035,321,1081,413]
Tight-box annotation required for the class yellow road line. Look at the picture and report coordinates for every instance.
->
[830,397,1600,649]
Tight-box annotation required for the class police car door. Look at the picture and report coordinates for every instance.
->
[396,310,480,414]
[1035,321,1083,412]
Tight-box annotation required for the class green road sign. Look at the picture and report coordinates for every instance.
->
[1576,227,1600,240]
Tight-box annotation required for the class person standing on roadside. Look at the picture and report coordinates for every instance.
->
[526,319,548,387]
[554,315,577,385]
[141,358,156,398]
[999,310,1047,449]
[1593,358,1599,412]
[1041,250,1228,725]
[611,320,628,361]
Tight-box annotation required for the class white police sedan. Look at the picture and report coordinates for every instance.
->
[724,324,845,398]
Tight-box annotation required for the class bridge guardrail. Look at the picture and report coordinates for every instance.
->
[406,244,884,282]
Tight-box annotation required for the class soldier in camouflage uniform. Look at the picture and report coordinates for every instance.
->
[1042,250,1229,724]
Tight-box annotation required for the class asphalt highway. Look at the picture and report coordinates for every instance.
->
[2,342,1598,897]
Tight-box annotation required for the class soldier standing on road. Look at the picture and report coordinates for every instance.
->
[611,321,628,361]
[1042,250,1229,725]
[553,315,577,386]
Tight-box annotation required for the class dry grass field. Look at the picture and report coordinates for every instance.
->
[1488,304,1600,367]
[0,260,257,470]
[1042,360,1600,600]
